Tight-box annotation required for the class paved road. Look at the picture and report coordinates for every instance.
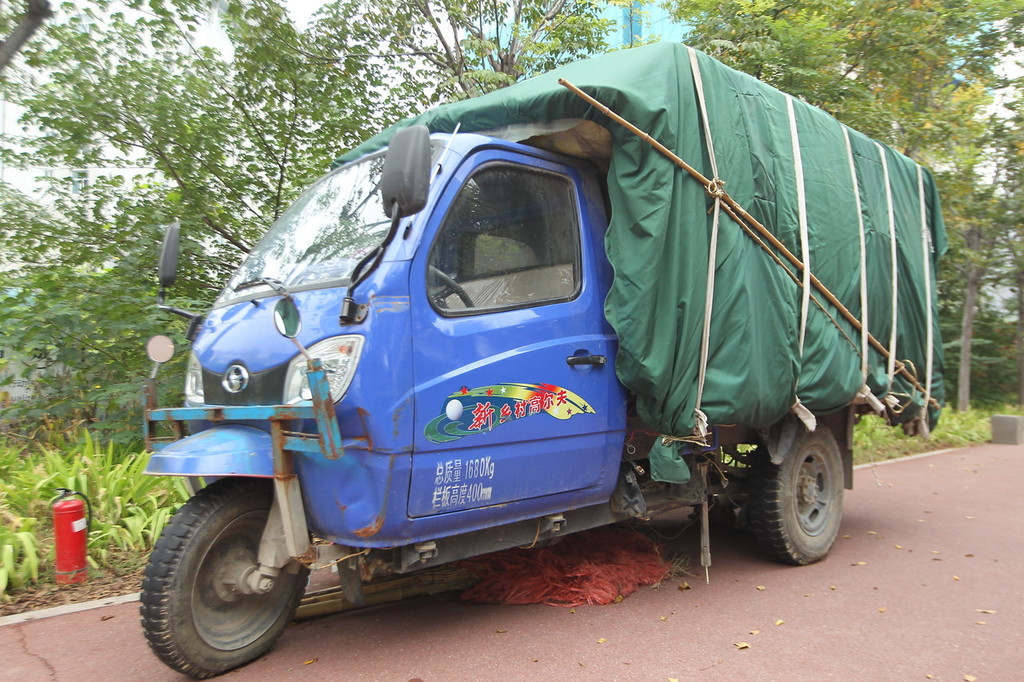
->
[3,444,1022,681]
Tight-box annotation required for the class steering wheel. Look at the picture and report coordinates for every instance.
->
[429,265,475,309]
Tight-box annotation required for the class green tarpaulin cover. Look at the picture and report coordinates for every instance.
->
[341,42,945,437]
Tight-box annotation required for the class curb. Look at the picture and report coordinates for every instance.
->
[853,447,960,469]
[0,592,140,628]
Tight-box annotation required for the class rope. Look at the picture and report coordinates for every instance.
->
[686,45,721,441]
[843,127,871,386]
[875,142,900,391]
[556,78,940,412]
[917,165,935,435]
[786,97,812,358]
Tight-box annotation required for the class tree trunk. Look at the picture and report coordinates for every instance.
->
[1017,270,1024,408]
[0,0,52,74]
[957,265,985,412]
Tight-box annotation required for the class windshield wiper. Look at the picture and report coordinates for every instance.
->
[234,277,286,294]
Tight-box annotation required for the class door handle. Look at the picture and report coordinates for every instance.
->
[566,354,606,367]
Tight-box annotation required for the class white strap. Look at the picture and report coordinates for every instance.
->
[875,142,899,390]
[790,400,817,432]
[843,128,870,385]
[917,166,934,410]
[787,97,811,357]
[687,46,721,439]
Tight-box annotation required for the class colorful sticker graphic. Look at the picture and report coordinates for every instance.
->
[424,382,594,444]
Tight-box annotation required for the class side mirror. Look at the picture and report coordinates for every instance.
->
[145,335,175,363]
[273,297,302,339]
[158,221,181,289]
[380,125,431,219]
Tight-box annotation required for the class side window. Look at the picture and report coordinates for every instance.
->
[428,164,580,314]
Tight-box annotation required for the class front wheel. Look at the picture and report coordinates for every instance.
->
[140,478,309,679]
[748,427,844,565]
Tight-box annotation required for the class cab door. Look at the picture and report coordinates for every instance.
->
[409,149,626,518]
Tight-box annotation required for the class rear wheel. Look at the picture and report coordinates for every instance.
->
[748,427,843,565]
[140,478,308,679]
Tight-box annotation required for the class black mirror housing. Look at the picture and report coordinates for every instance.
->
[380,125,431,219]
[158,221,181,289]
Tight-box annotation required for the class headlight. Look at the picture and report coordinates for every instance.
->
[282,335,364,404]
[185,352,205,406]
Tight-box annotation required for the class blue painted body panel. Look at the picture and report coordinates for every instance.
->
[148,424,277,477]
[146,134,628,548]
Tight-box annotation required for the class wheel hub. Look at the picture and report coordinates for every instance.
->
[794,452,831,535]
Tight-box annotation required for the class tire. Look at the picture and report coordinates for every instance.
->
[140,478,309,679]
[748,427,844,565]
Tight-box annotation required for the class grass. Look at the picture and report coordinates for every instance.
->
[853,405,1022,465]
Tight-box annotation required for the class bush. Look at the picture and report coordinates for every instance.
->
[853,405,1023,465]
[0,431,188,600]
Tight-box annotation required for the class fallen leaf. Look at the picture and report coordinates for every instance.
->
[660,616,668,622]
[496,629,507,634]
[975,621,987,625]
[100,615,115,622]
[679,582,691,591]
[804,593,813,597]
[966,516,974,520]
[977,609,996,614]
[894,544,903,550]
[866,531,877,535]
[965,553,975,558]
[953,576,960,581]
[569,608,576,614]
[614,595,623,603]
[965,675,977,682]
[669,678,680,682]
[917,519,925,523]
[749,630,761,635]
[303,659,318,665]
[756,585,766,591]
[734,642,750,650]
[774,620,785,626]
[855,561,867,566]
[878,607,887,613]
[842,534,852,538]
[597,638,607,644]
[926,675,934,679]
[932,550,941,554]
[829,585,837,591]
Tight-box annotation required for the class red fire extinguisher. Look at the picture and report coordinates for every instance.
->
[51,488,91,585]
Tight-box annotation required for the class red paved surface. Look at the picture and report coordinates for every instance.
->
[3,444,1022,681]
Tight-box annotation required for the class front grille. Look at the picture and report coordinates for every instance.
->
[201,361,290,405]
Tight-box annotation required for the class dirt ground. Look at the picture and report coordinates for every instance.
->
[0,560,144,618]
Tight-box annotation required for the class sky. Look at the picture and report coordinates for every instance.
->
[284,0,330,28]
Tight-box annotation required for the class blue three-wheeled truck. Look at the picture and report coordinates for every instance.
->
[139,44,944,678]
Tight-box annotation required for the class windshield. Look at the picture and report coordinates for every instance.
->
[215,151,390,306]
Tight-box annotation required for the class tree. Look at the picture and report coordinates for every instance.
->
[0,0,416,440]
[990,104,1024,406]
[666,0,1023,161]
[308,0,616,100]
